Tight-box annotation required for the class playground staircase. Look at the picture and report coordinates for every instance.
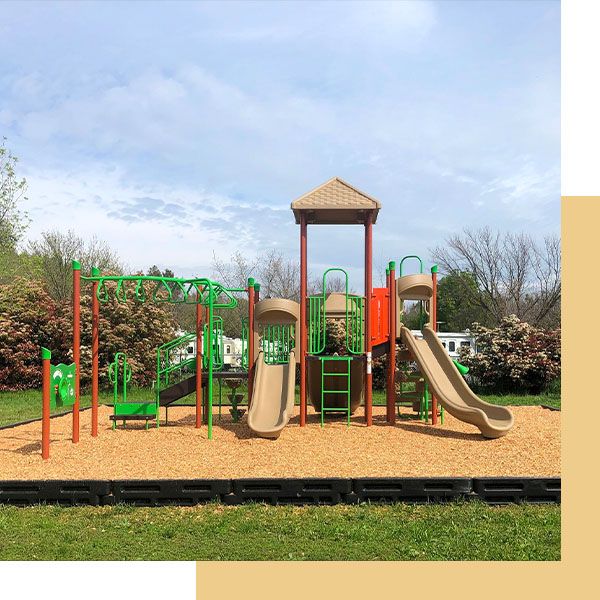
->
[319,356,352,427]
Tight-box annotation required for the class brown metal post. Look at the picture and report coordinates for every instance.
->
[247,278,255,407]
[299,214,307,427]
[72,260,80,443]
[195,301,203,428]
[364,212,373,426]
[41,347,51,460]
[431,265,438,425]
[91,267,100,437]
[387,261,396,423]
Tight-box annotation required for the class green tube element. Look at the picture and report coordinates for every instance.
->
[91,266,100,277]
[453,360,469,375]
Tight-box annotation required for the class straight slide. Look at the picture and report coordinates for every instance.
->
[400,326,514,438]
[248,351,296,439]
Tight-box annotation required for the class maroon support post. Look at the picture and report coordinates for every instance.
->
[431,265,438,425]
[91,267,100,437]
[72,260,81,443]
[299,214,307,427]
[364,212,373,426]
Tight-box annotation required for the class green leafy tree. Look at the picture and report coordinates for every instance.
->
[437,272,488,331]
[0,277,177,390]
[0,138,29,251]
[0,279,71,390]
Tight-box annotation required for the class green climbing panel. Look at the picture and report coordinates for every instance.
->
[50,363,76,410]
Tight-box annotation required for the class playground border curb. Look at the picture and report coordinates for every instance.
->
[0,406,93,431]
[0,477,560,506]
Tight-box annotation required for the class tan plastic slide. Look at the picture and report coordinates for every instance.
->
[247,350,296,439]
[400,326,514,438]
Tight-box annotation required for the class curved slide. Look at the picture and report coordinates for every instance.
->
[248,350,296,439]
[400,326,514,438]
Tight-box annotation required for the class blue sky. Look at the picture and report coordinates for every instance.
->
[0,0,559,287]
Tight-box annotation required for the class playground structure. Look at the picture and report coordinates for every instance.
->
[39,176,513,459]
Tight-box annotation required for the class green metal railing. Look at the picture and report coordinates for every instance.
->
[203,316,224,371]
[156,333,196,397]
[308,268,364,355]
[319,356,351,427]
[241,317,249,369]
[261,324,295,364]
[398,255,428,329]
[398,255,424,276]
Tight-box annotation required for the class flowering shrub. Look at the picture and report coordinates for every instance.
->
[0,278,177,390]
[460,315,561,394]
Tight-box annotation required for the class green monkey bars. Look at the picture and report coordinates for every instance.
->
[80,274,245,440]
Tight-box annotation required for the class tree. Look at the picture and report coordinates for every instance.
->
[431,228,561,328]
[0,276,177,390]
[0,138,29,251]
[0,278,71,390]
[437,272,488,331]
[28,229,123,303]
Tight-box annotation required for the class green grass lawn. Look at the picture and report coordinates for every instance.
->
[0,386,560,428]
[0,502,560,561]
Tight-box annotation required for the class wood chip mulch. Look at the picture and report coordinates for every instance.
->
[0,405,560,480]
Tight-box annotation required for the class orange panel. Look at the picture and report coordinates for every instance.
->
[370,287,389,347]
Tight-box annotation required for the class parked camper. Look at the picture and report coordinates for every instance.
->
[171,334,244,369]
[409,330,477,360]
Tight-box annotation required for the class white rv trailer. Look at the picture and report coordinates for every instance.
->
[172,334,244,369]
[409,330,477,360]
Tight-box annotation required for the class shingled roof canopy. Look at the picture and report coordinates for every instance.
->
[291,177,381,225]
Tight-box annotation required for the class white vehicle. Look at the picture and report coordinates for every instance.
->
[172,334,244,369]
[409,330,476,360]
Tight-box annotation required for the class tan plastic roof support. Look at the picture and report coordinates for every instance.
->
[291,177,381,225]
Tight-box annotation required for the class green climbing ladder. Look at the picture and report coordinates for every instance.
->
[319,356,352,427]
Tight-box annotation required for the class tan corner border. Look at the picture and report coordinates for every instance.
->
[196,197,598,599]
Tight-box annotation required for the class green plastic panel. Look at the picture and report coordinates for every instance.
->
[50,363,77,410]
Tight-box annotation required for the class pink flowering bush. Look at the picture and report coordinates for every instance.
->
[460,315,561,394]
[0,278,176,390]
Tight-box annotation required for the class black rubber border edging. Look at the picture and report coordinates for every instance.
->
[0,477,560,506]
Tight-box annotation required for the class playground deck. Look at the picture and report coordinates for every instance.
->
[0,405,559,480]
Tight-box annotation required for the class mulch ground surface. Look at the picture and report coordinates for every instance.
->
[0,405,560,479]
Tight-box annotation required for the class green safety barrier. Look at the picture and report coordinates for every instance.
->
[50,363,76,410]
[241,317,249,369]
[156,333,197,395]
[261,324,295,365]
[203,316,224,371]
[308,268,364,355]
[398,255,428,329]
